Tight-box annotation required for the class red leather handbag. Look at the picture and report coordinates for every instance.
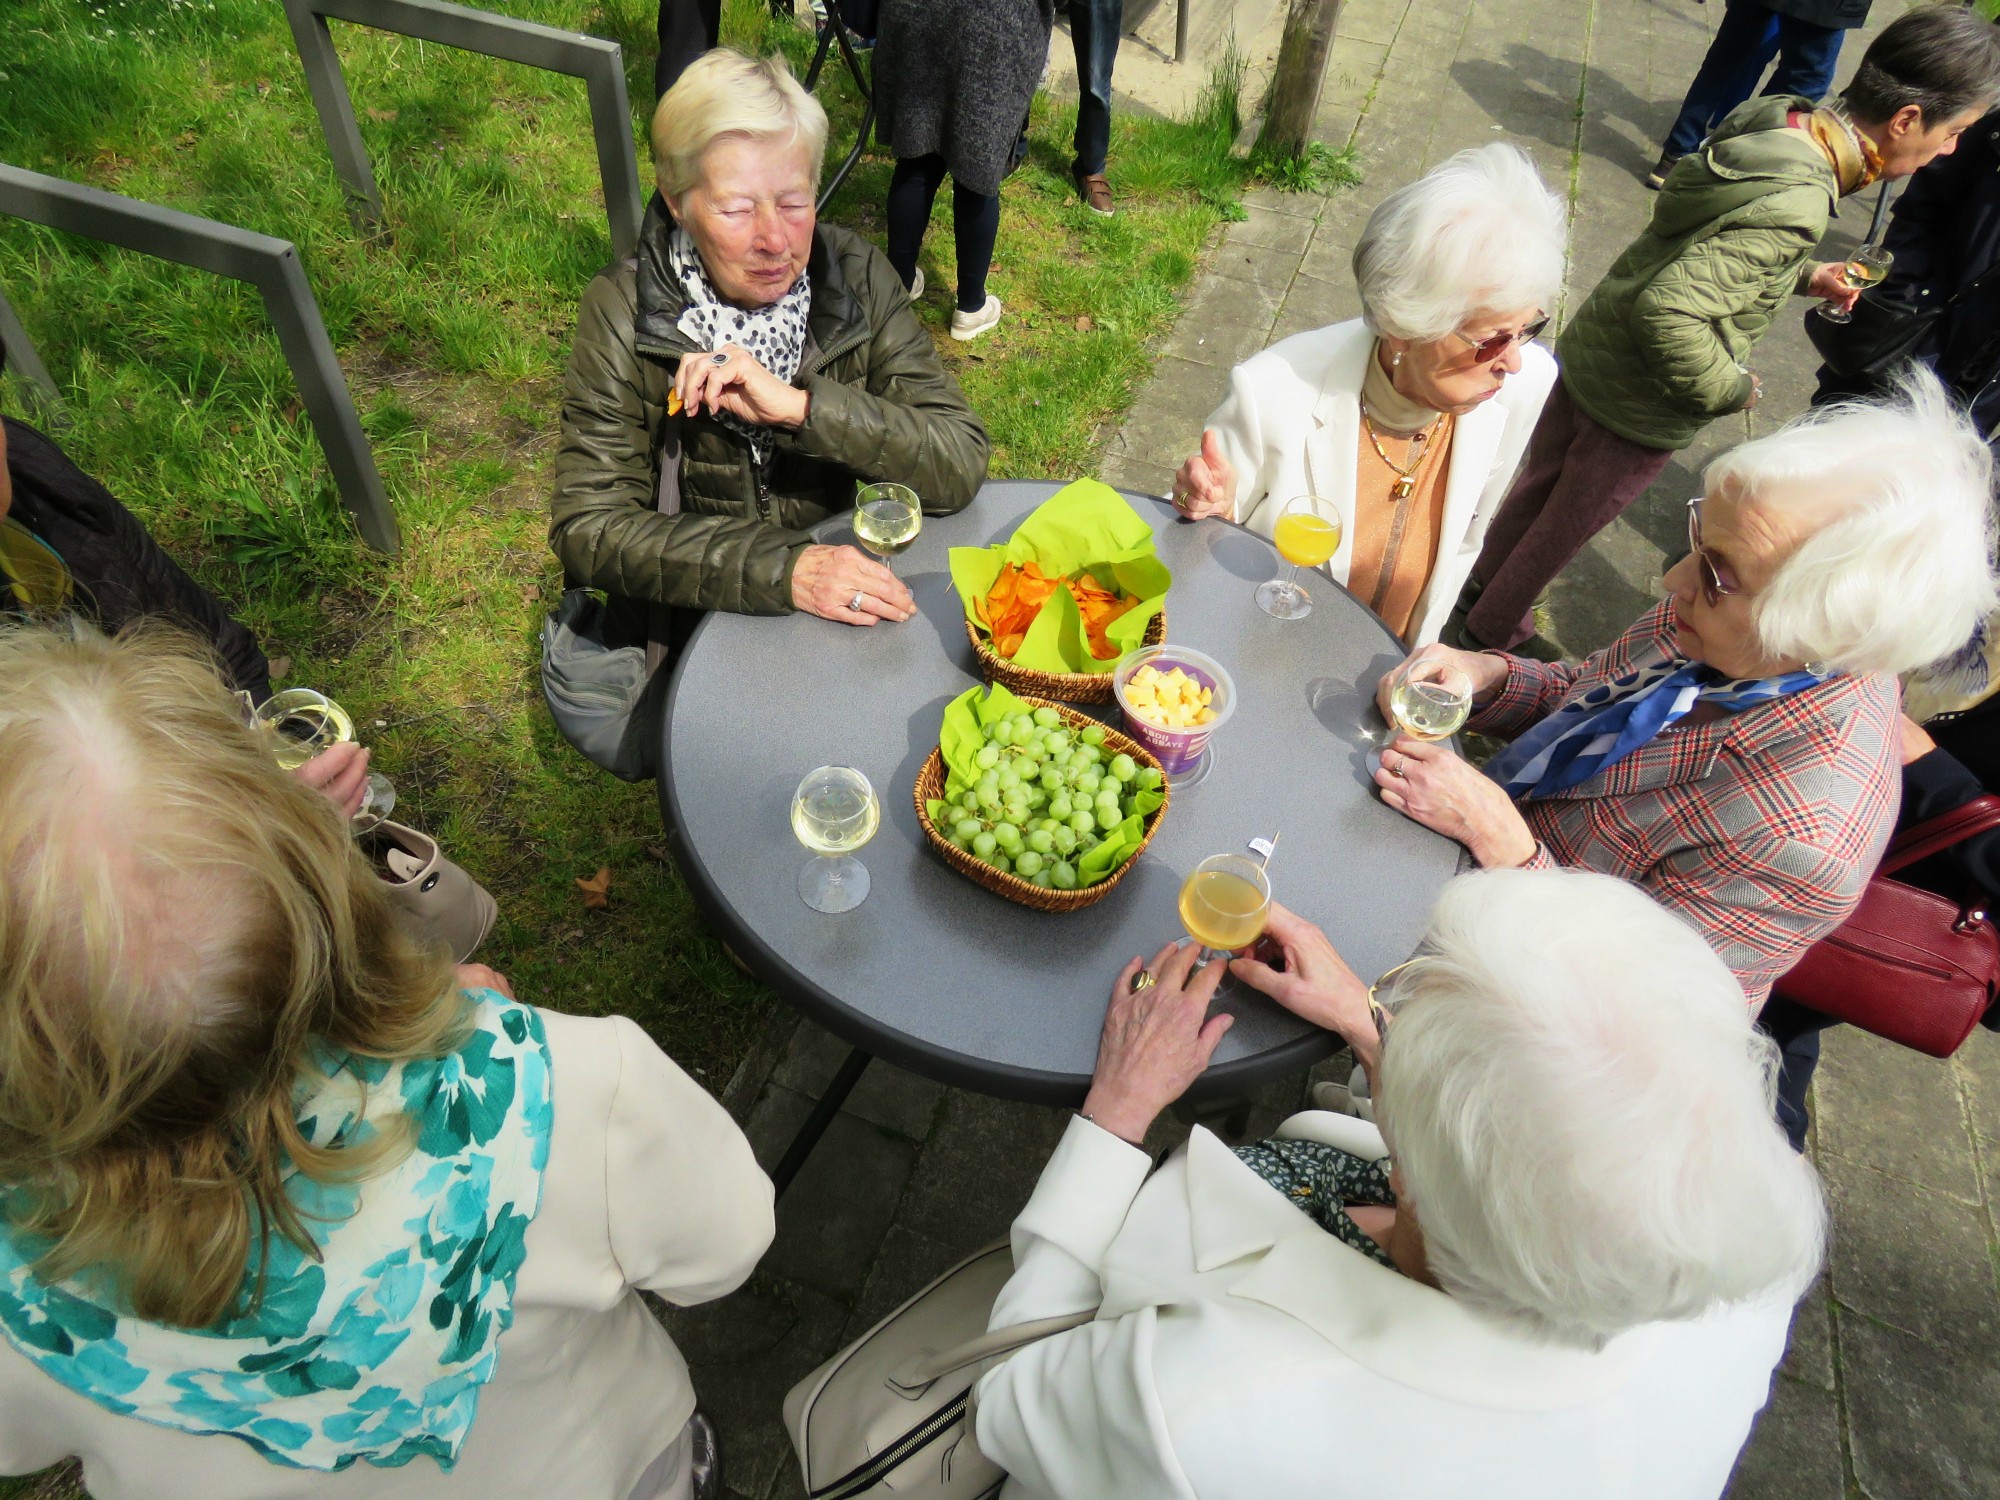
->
[1774,795,2000,1057]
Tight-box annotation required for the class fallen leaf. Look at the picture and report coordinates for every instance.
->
[1074,315,1093,332]
[575,866,612,910]
[174,130,197,151]
[644,844,672,864]
[365,107,399,123]
[266,655,292,680]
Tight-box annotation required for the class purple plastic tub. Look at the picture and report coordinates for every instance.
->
[1112,645,1235,776]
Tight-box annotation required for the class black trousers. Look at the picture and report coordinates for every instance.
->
[656,0,722,99]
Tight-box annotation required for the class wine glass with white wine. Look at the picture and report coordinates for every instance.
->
[853,483,922,573]
[253,688,397,830]
[1380,660,1474,746]
[1816,243,1892,325]
[792,764,881,913]
[1177,852,1272,997]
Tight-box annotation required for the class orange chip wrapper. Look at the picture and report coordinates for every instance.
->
[981,562,1139,661]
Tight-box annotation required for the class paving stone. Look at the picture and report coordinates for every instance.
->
[1817,1029,1982,1204]
[655,1272,848,1500]
[772,1021,945,1143]
[1224,202,1317,256]
[1096,450,1176,499]
[1782,1279,1836,1395]
[1842,1312,2000,1500]
[1952,1031,2000,1146]
[1241,184,1322,222]
[896,1090,1071,1248]
[1725,1374,1846,1500]
[1823,1157,2000,1357]
[1157,271,1286,369]
[842,1223,969,1341]
[1110,355,1230,467]
[1205,238,1302,293]
[747,1087,920,1299]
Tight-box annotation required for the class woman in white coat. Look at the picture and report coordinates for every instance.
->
[0,623,772,1500]
[1172,144,1565,645]
[975,867,1826,1500]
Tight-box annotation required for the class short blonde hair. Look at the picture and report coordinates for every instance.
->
[650,48,828,202]
[0,621,465,1329]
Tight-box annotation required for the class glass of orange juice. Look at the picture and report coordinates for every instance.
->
[1257,494,1342,620]
[1178,853,1272,995]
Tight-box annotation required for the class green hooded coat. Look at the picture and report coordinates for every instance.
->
[1557,95,1841,450]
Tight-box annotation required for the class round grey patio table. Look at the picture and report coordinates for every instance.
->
[660,481,1460,1163]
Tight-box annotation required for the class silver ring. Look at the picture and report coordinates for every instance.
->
[711,351,729,365]
[1130,969,1156,993]
[849,590,867,612]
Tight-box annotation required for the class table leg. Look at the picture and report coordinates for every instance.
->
[771,1045,872,1197]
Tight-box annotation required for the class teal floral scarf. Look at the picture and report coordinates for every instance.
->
[0,990,552,1472]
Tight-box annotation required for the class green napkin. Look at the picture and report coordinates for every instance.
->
[951,479,1172,675]
[925,682,1165,889]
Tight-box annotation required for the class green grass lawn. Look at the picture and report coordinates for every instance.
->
[0,2,1250,1100]
[0,4,1272,1492]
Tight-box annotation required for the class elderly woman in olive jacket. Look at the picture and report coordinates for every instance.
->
[550,49,988,650]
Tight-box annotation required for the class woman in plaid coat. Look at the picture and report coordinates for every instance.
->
[1369,370,1997,1013]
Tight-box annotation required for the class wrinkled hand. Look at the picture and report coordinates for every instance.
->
[1376,642,1509,722]
[1171,429,1235,520]
[674,342,810,429]
[1080,941,1234,1145]
[1805,261,1861,315]
[295,740,370,821]
[1375,735,1538,869]
[455,962,515,999]
[1899,712,1938,766]
[791,543,916,624]
[1229,902,1379,1071]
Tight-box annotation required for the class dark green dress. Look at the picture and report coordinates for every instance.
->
[1234,1138,1397,1268]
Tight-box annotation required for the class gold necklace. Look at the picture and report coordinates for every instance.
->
[1360,409,1444,502]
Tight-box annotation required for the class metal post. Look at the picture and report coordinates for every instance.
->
[0,165,398,553]
[771,1045,872,1197]
[1864,179,1896,245]
[805,0,876,211]
[1176,0,1190,63]
[282,0,644,261]
[0,284,63,423]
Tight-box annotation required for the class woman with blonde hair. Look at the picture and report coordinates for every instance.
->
[0,623,773,1500]
[550,47,989,702]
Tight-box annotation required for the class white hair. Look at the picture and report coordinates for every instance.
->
[1373,868,1826,1348]
[1706,365,1999,677]
[649,48,828,201]
[1350,144,1568,342]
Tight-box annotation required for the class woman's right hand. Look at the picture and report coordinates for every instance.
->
[1376,641,1510,720]
[1171,430,1235,520]
[790,543,915,625]
[1229,902,1381,1071]
[296,740,371,821]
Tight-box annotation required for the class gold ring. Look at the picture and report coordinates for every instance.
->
[1390,754,1407,779]
[1129,969,1156,993]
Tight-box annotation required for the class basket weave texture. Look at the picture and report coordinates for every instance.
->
[964,609,1167,704]
[913,696,1171,912]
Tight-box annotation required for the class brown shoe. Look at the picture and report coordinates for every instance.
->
[1073,167,1114,217]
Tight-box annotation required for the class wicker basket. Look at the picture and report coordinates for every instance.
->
[913,695,1171,913]
[965,608,1167,704]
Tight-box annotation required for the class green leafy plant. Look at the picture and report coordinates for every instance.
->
[1251,140,1362,196]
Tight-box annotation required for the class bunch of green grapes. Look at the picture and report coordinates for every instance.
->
[943,707,1163,889]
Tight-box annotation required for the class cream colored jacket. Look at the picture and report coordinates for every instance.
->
[976,1117,1797,1500]
[0,1008,774,1500]
[1205,319,1557,645]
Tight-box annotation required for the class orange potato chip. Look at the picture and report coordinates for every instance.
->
[981,562,1137,661]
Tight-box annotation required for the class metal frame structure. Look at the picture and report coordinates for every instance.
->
[763,0,875,210]
[0,165,398,553]
[283,0,644,260]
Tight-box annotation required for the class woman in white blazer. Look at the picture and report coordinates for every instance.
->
[975,868,1827,1500]
[0,624,773,1500]
[1173,145,1566,645]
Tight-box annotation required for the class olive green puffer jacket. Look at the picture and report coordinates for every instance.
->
[1558,95,1839,450]
[549,203,989,630]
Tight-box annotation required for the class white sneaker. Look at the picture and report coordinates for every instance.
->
[909,267,924,300]
[950,294,1002,341]
[1309,1066,1375,1123]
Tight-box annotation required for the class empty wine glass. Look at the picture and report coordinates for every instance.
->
[791,765,881,912]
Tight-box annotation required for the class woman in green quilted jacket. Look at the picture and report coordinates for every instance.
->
[549,49,990,655]
[1452,5,2000,657]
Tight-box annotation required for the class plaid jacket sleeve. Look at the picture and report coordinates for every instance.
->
[1468,655,1584,741]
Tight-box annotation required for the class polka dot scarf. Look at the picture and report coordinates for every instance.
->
[667,226,811,467]
[1484,658,1828,800]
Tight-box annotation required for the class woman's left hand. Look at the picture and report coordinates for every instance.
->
[455,962,514,999]
[674,343,811,429]
[1079,941,1235,1146]
[1375,735,1538,869]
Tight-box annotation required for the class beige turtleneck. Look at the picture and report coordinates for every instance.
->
[1352,342,1457,641]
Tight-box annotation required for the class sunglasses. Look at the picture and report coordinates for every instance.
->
[1453,315,1551,363]
[1685,497,1740,607]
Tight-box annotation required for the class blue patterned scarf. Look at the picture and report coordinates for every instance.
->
[0,990,552,1472]
[1484,659,1827,800]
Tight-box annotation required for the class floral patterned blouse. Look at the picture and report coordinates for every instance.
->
[1234,1138,1397,1268]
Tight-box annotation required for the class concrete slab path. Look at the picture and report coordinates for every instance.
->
[672,6,2000,1500]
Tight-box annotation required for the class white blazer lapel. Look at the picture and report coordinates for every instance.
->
[1306,328,1370,586]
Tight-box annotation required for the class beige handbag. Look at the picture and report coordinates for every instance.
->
[783,1241,1093,1500]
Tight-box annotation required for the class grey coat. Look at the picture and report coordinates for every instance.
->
[873,0,1055,196]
